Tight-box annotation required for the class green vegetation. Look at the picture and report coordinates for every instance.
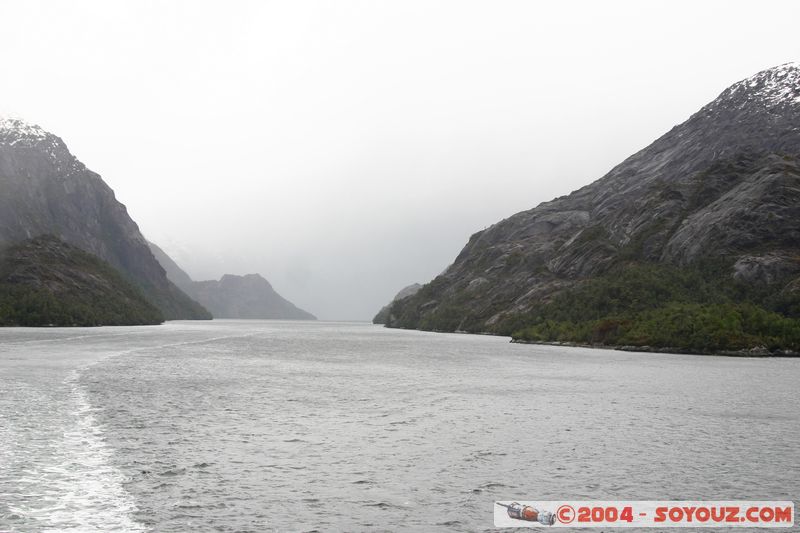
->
[513,302,800,352]
[388,277,490,332]
[0,236,163,326]
[509,262,800,353]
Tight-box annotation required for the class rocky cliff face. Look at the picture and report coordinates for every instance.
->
[149,241,315,320]
[0,117,210,320]
[387,63,800,332]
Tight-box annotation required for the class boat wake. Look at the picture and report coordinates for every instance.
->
[22,369,148,532]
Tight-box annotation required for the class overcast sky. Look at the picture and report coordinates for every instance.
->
[1,1,798,319]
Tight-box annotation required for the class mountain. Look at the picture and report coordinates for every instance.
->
[0,235,163,326]
[0,117,211,320]
[373,283,421,324]
[190,274,316,320]
[149,241,316,320]
[148,240,195,288]
[386,63,800,353]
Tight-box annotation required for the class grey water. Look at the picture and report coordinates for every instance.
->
[0,320,798,532]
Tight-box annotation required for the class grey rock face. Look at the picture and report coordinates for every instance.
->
[0,117,210,320]
[388,63,800,331]
[733,252,800,285]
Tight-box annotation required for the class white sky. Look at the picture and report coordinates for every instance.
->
[1,0,798,319]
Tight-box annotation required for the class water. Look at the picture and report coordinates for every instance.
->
[1,320,798,532]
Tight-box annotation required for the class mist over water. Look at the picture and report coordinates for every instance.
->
[1,321,798,531]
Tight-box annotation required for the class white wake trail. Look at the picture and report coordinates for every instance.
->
[34,369,147,532]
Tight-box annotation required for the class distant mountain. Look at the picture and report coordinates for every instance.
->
[0,117,211,320]
[373,283,421,324]
[149,241,316,320]
[386,63,800,354]
[191,274,316,320]
[0,235,162,326]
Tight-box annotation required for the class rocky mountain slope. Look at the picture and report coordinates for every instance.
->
[149,241,316,320]
[0,117,210,320]
[0,235,163,326]
[386,63,800,352]
[373,283,421,324]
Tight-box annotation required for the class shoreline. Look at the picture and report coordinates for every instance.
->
[509,338,800,358]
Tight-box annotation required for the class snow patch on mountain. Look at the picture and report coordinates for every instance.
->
[725,62,800,108]
[0,116,84,174]
[0,116,50,144]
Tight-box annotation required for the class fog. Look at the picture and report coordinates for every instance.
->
[1,1,797,319]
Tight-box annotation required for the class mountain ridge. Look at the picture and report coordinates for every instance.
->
[148,241,315,320]
[385,63,800,352]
